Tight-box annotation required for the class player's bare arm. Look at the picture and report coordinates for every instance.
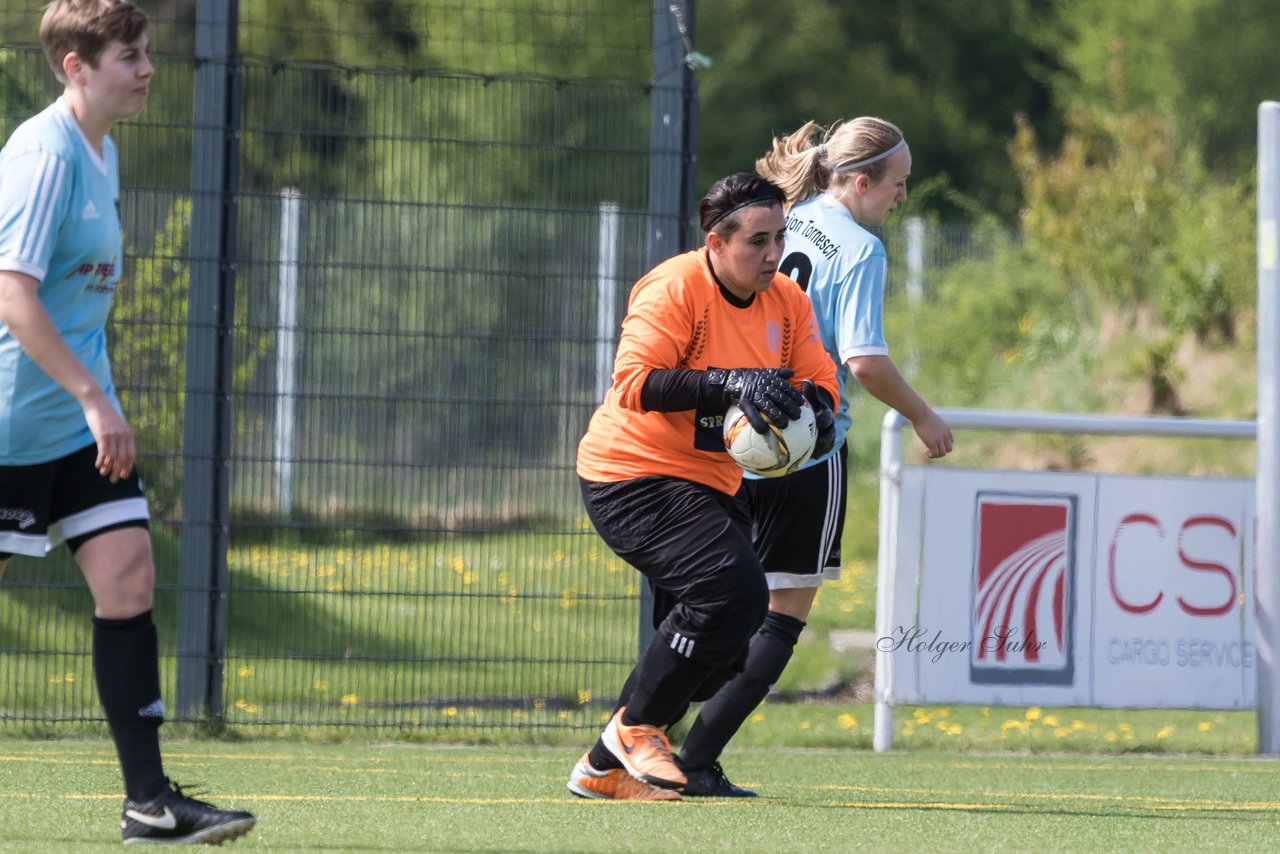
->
[0,270,135,481]
[847,353,952,458]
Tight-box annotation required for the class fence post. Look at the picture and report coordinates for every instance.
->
[904,216,925,377]
[1258,101,1280,754]
[637,1,699,655]
[595,202,621,406]
[177,0,241,721]
[275,188,301,515]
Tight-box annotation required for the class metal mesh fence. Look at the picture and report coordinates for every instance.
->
[0,2,665,731]
[0,2,996,731]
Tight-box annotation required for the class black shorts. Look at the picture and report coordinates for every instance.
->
[743,442,847,589]
[0,443,149,560]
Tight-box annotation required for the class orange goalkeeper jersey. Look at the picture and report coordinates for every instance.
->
[577,248,839,495]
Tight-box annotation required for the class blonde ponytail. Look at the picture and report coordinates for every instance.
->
[755,120,831,209]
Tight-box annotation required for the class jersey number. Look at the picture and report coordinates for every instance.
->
[779,251,813,291]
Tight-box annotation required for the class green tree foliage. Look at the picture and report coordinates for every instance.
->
[1048,0,1279,177]
[1012,101,1253,342]
[695,0,1062,221]
[889,223,1080,405]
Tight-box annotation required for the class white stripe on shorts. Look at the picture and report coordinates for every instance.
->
[0,530,48,558]
[816,451,840,574]
[47,497,150,549]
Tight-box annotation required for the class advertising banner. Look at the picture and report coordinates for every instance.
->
[886,467,1255,709]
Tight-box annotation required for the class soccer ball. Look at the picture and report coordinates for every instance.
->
[722,398,817,478]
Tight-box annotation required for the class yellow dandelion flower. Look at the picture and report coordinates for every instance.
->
[902,723,915,735]
[947,724,962,735]
[341,694,360,706]
[1025,707,1042,721]
[444,706,458,717]
[1054,727,1071,738]
[64,673,75,683]
[1042,714,1058,727]
[837,713,857,730]
[578,690,592,705]
[751,713,765,724]
[234,698,248,710]
[558,710,570,720]
[1105,731,1118,742]
[800,721,811,730]
[244,704,259,715]
[1155,725,1175,739]
[1071,720,1085,731]
[238,666,255,677]
[1198,721,1211,732]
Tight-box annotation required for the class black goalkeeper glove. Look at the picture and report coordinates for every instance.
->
[803,379,837,459]
[704,367,804,434]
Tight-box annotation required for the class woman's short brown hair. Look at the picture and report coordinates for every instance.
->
[40,0,149,83]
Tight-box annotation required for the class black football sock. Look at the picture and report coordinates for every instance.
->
[587,738,623,770]
[586,668,642,770]
[620,635,713,728]
[93,610,168,802]
[678,611,805,771]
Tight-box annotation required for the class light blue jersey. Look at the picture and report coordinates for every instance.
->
[0,98,123,464]
[772,192,888,471]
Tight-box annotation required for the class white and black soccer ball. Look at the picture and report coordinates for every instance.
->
[722,398,817,478]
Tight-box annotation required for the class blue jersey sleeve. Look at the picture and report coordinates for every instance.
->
[832,252,889,361]
[0,149,74,281]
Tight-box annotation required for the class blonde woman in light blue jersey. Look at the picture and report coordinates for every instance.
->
[0,0,253,844]
[674,117,952,797]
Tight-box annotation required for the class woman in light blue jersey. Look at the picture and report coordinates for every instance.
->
[0,0,254,844]
[673,117,953,796]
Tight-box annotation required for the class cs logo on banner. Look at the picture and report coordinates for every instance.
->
[969,492,1077,685]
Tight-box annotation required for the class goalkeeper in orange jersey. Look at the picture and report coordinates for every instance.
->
[567,172,839,800]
